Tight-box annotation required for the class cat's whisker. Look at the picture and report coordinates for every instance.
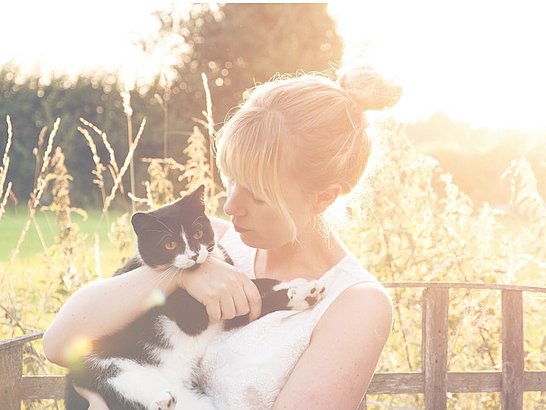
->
[141,267,178,310]
[157,266,178,285]
[165,269,181,288]
[153,266,181,293]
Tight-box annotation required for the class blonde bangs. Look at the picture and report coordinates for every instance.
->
[217,108,282,204]
[217,107,298,238]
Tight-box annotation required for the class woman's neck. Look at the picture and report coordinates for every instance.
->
[254,229,346,281]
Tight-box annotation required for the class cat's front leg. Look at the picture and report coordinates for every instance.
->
[273,278,326,310]
[105,358,177,410]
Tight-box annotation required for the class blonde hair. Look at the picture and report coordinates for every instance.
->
[216,66,401,239]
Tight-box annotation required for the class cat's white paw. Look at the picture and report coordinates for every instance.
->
[274,278,326,310]
[151,390,177,410]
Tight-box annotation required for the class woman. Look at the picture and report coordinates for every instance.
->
[44,65,401,409]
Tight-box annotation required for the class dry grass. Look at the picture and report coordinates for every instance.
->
[0,116,13,220]
[1,88,545,409]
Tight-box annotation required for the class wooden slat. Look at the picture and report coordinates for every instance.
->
[20,375,65,400]
[0,332,43,351]
[382,281,546,293]
[0,337,23,410]
[524,371,546,391]
[367,371,546,394]
[423,287,449,410]
[14,369,545,401]
[502,290,524,409]
[447,371,502,392]
[368,372,424,394]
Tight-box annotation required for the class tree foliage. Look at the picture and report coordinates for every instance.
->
[0,3,342,206]
[146,3,342,139]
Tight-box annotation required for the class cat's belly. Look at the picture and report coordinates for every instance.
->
[94,318,223,408]
[155,317,223,381]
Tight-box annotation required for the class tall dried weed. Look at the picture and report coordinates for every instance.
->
[0,116,13,220]
[1,81,545,409]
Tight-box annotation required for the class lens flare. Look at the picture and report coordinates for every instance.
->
[144,288,167,309]
[63,337,93,370]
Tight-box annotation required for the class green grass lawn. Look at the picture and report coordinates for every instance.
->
[0,206,125,261]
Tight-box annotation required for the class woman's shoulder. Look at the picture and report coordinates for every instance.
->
[314,281,393,342]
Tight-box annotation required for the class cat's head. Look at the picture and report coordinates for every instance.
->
[131,185,215,270]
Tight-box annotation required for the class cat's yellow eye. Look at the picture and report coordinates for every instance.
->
[193,230,203,240]
[164,241,177,250]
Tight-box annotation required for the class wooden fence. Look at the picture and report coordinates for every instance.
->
[1,282,545,409]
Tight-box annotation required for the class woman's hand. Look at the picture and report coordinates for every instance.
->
[178,257,262,323]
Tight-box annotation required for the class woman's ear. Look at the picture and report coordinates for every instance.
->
[311,184,342,213]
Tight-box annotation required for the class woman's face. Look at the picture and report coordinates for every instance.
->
[223,178,312,249]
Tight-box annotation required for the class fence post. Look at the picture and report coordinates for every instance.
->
[422,287,449,410]
[501,290,524,409]
[0,337,24,410]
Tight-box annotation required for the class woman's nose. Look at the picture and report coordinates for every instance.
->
[223,185,246,217]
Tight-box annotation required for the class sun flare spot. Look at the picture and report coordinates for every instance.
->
[144,289,167,309]
[63,337,93,369]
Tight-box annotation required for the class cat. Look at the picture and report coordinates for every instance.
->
[64,185,326,410]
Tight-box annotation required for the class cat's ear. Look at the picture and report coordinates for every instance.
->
[187,184,206,211]
[131,212,158,236]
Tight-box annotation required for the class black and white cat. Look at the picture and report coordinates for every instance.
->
[64,185,325,410]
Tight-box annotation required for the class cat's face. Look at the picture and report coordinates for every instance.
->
[131,185,216,269]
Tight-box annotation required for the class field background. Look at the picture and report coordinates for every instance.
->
[1,3,545,409]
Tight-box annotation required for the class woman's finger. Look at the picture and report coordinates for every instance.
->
[219,295,237,320]
[206,301,222,323]
[243,279,262,321]
[232,285,251,316]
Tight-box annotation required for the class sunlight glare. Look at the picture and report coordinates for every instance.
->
[144,288,167,309]
[329,0,546,131]
[63,336,93,370]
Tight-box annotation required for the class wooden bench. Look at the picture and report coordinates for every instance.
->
[2,282,545,409]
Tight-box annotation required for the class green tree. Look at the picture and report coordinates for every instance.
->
[150,3,343,150]
[1,3,343,205]
[0,66,163,207]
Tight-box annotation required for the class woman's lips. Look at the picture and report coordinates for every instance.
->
[234,224,250,233]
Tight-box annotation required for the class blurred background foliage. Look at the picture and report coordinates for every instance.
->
[0,3,343,208]
[1,3,545,408]
[1,3,543,211]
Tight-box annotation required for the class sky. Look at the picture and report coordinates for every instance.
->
[1,1,546,132]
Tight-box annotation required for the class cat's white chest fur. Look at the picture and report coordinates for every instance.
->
[155,317,223,380]
[101,318,222,409]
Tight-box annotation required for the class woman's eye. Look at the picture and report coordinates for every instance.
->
[252,195,265,204]
[164,241,177,250]
[193,230,204,240]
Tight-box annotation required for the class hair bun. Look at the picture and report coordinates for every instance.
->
[337,64,402,110]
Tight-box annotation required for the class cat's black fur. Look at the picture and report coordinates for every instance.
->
[64,185,325,410]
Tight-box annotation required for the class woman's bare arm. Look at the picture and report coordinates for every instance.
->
[44,258,261,367]
[43,264,180,366]
[273,283,393,409]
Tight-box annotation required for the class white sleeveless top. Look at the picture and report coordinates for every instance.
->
[198,225,379,409]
